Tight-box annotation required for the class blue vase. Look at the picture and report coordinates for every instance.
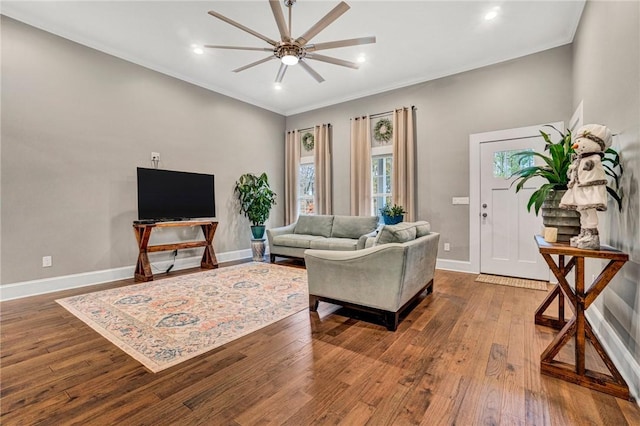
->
[383,215,403,225]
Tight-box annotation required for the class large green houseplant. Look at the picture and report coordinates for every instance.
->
[234,172,277,240]
[511,125,623,215]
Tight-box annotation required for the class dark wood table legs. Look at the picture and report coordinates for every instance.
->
[534,235,631,400]
[133,220,218,282]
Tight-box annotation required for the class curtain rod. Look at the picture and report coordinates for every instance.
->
[290,123,332,133]
[370,106,416,119]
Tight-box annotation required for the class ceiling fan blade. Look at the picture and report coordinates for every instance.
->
[269,0,290,41]
[233,56,276,73]
[204,45,273,52]
[295,1,350,45]
[307,36,376,52]
[275,63,288,83]
[299,60,325,83]
[208,10,278,46]
[305,53,359,69]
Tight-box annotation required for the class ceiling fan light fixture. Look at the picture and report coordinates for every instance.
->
[281,54,299,65]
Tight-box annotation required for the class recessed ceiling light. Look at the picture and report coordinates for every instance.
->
[191,45,204,55]
[274,83,283,90]
[485,7,500,21]
[357,55,366,63]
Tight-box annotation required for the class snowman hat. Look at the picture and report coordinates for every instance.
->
[575,124,612,151]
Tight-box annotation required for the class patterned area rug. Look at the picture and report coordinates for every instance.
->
[475,274,548,291]
[57,263,308,372]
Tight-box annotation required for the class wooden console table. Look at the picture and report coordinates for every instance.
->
[133,220,218,282]
[533,235,631,400]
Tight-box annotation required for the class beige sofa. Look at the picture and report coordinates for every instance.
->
[304,221,439,331]
[266,215,379,263]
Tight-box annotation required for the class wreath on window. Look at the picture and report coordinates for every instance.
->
[302,132,314,151]
[374,118,393,142]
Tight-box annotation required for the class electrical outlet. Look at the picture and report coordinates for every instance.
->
[151,152,160,161]
[42,256,52,267]
[444,243,451,252]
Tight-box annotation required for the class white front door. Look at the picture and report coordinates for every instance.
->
[479,136,549,280]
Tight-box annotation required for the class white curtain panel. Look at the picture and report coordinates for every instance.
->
[392,107,416,222]
[284,130,300,225]
[314,124,332,215]
[350,116,372,216]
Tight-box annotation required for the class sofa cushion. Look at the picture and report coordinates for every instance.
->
[273,234,325,249]
[375,222,417,245]
[414,221,431,237]
[310,237,359,251]
[294,215,334,237]
[331,215,379,239]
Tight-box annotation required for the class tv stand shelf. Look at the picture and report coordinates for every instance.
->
[133,220,218,282]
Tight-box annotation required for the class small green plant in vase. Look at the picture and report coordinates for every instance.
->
[380,204,406,225]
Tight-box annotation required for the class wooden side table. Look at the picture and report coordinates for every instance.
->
[533,235,631,400]
[133,220,218,282]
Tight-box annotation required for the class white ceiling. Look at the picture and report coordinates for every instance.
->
[1,1,585,116]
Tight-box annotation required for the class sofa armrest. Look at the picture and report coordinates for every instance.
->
[304,244,407,311]
[357,229,379,250]
[266,222,297,246]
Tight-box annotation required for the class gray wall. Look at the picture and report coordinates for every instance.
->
[1,17,286,284]
[573,1,640,392]
[286,46,573,261]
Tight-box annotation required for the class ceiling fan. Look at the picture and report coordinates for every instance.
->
[205,0,376,83]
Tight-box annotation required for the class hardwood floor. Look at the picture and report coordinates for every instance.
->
[1,264,639,425]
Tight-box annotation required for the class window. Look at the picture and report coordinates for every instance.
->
[298,159,315,215]
[372,154,392,219]
[370,115,394,219]
[493,148,534,178]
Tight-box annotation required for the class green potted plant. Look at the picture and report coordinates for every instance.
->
[512,125,622,214]
[380,203,406,225]
[234,172,277,240]
[511,125,622,241]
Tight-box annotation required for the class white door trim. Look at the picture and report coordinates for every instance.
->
[469,121,564,274]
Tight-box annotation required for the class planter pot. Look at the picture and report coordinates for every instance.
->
[251,225,266,240]
[541,190,580,242]
[382,215,404,225]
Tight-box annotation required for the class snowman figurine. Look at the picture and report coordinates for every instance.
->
[559,124,612,249]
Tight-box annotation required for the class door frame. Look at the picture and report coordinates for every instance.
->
[468,121,564,274]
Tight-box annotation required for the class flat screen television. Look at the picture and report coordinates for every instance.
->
[137,167,215,221]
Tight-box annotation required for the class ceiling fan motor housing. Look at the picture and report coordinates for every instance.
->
[275,43,305,61]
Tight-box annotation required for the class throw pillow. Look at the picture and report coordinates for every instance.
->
[374,222,417,245]
[414,221,431,237]
[294,215,334,237]
[331,215,378,238]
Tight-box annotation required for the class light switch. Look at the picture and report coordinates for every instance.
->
[452,197,469,205]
